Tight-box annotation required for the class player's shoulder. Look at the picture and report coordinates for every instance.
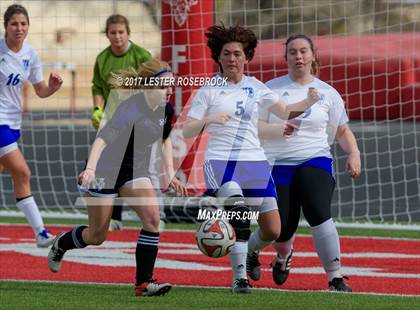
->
[0,38,7,53]
[265,75,290,89]
[130,42,151,56]
[246,75,268,88]
[313,78,342,99]
[95,46,113,62]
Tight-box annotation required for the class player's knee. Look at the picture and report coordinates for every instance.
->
[261,226,280,241]
[142,216,160,231]
[13,166,31,184]
[226,199,251,242]
[306,211,330,227]
[217,181,251,241]
[217,181,243,198]
[277,225,296,242]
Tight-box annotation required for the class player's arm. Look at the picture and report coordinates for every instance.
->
[91,61,106,129]
[78,137,107,187]
[161,137,188,196]
[91,95,105,130]
[32,73,63,98]
[258,120,298,139]
[335,123,361,178]
[268,88,320,120]
[183,113,231,138]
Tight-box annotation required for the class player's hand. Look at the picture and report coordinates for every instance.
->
[78,168,96,188]
[91,106,104,130]
[48,72,63,93]
[169,177,188,196]
[346,151,361,178]
[282,121,299,137]
[205,112,231,125]
[306,87,321,106]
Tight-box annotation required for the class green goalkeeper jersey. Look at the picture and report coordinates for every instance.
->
[91,41,151,105]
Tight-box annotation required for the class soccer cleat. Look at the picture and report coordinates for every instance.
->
[108,219,123,231]
[48,233,66,273]
[231,278,252,294]
[271,249,293,285]
[246,251,261,281]
[135,279,172,296]
[36,229,55,248]
[329,276,352,292]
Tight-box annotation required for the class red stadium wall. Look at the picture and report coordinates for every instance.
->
[248,33,420,120]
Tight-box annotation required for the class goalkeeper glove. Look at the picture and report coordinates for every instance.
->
[91,106,104,130]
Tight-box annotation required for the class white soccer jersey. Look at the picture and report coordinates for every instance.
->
[0,39,44,129]
[188,75,278,161]
[260,75,349,165]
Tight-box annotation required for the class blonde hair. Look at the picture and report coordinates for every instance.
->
[109,57,171,89]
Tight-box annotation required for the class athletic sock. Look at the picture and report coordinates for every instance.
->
[58,225,88,251]
[248,228,272,253]
[229,241,248,280]
[16,196,45,236]
[272,233,296,259]
[311,218,342,281]
[136,229,159,285]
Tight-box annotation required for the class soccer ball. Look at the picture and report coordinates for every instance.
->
[196,219,236,258]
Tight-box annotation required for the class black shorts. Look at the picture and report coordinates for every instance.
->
[78,149,152,198]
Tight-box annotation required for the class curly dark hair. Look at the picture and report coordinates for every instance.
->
[205,24,258,71]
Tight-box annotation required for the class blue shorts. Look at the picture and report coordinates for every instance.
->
[0,125,20,157]
[0,125,21,147]
[271,157,334,185]
[204,160,277,199]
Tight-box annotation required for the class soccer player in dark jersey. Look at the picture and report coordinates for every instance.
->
[90,14,152,231]
[47,58,176,297]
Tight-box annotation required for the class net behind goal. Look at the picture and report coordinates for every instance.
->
[0,0,419,228]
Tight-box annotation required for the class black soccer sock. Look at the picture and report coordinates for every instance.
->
[58,225,88,251]
[111,205,123,221]
[136,229,159,285]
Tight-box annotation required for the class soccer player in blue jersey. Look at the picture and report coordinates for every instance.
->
[0,4,62,247]
[183,25,320,293]
[47,58,177,297]
[255,34,361,292]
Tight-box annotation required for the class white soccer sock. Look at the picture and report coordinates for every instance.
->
[16,196,45,236]
[229,241,248,280]
[248,228,272,253]
[311,218,342,281]
[272,233,296,259]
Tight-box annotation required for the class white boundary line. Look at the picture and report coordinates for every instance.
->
[1,279,419,298]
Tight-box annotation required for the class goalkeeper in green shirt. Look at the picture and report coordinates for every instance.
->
[91,14,151,129]
[91,14,151,230]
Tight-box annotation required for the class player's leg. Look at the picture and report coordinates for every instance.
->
[271,182,300,285]
[246,164,281,282]
[0,145,54,247]
[109,205,124,231]
[48,193,114,272]
[247,197,280,281]
[217,180,252,293]
[120,178,171,297]
[296,166,351,292]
